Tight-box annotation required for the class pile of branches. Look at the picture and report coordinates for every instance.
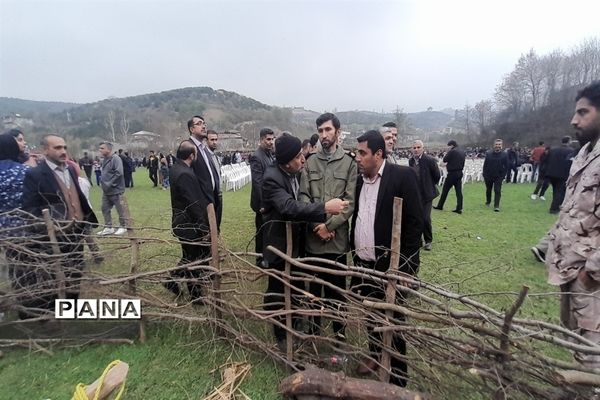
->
[1,212,600,400]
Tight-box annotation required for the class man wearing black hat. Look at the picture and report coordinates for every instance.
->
[261,133,348,349]
[434,140,466,214]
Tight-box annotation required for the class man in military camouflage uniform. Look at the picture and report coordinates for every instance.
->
[546,81,600,368]
[299,112,357,341]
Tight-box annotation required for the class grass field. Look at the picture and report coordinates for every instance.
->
[0,169,562,399]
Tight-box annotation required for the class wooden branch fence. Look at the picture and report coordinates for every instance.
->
[0,205,599,399]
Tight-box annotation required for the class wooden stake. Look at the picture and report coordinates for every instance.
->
[118,195,145,343]
[285,222,293,365]
[379,197,403,383]
[207,203,223,333]
[42,208,66,299]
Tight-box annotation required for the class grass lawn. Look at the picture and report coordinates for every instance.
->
[0,169,562,399]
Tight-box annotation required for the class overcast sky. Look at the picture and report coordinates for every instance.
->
[1,0,599,113]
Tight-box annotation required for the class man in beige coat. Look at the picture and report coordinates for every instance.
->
[546,81,600,368]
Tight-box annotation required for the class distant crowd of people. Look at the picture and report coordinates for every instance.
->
[1,81,599,387]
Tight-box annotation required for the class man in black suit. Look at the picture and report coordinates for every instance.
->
[434,140,466,214]
[505,142,520,183]
[147,150,159,187]
[249,128,275,267]
[261,134,348,349]
[187,115,221,225]
[165,141,211,302]
[409,140,441,250]
[351,130,424,387]
[544,136,574,214]
[19,134,98,316]
[482,139,508,212]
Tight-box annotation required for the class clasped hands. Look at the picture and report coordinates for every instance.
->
[314,223,335,242]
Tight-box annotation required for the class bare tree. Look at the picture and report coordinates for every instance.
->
[495,72,526,117]
[104,110,116,142]
[474,100,493,134]
[540,50,564,104]
[515,49,544,111]
[120,112,130,144]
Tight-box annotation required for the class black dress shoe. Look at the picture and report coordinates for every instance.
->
[452,209,462,214]
[433,206,443,210]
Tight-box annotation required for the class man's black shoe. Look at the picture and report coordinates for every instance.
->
[433,206,443,211]
[452,209,462,214]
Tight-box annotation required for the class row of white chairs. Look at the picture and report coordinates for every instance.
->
[221,162,251,191]
[397,158,536,185]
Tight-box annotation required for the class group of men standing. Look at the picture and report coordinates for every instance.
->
[249,113,436,386]
[165,116,222,301]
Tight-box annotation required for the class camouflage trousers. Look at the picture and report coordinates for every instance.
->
[561,275,600,368]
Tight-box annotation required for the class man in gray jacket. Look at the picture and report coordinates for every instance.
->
[98,142,128,235]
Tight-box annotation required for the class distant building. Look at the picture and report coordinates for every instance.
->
[218,131,245,151]
[2,113,34,130]
[131,130,160,141]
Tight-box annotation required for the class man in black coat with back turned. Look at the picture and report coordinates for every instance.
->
[166,141,211,302]
[249,128,276,267]
[351,130,424,387]
[434,140,466,214]
[261,134,348,349]
[544,136,574,214]
[409,140,440,250]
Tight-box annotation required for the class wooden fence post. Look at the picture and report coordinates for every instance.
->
[379,197,403,383]
[119,195,145,343]
[42,209,66,300]
[285,222,293,364]
[207,203,223,334]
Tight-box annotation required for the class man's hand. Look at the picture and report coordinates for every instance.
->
[313,223,334,242]
[578,269,597,290]
[324,198,349,215]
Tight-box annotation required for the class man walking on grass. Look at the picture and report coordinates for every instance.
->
[97,142,128,235]
[482,139,508,212]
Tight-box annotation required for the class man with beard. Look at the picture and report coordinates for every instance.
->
[299,112,357,340]
[188,116,221,230]
[351,130,423,386]
[249,128,275,267]
[20,135,98,316]
[546,81,600,370]
[482,139,508,212]
[261,134,348,350]
[206,130,222,229]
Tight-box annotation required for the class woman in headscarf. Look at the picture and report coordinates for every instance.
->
[3,128,37,167]
[0,133,30,231]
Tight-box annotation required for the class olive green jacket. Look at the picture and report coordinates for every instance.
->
[299,145,357,254]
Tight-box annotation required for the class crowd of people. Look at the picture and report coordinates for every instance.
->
[0,81,599,388]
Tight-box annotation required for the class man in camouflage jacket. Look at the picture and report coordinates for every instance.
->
[546,81,600,368]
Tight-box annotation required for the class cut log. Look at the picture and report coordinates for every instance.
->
[280,366,430,400]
